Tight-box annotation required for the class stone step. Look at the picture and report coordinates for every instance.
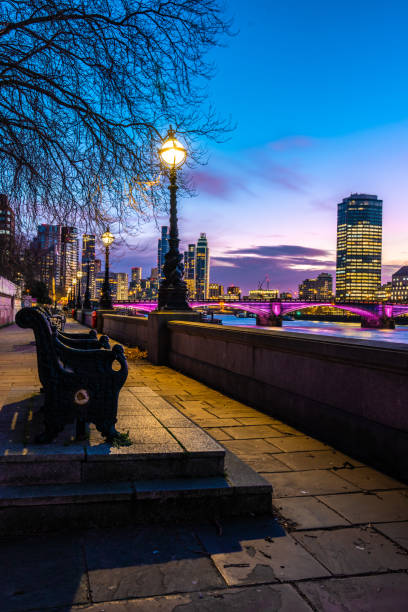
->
[0,452,272,535]
[0,395,226,485]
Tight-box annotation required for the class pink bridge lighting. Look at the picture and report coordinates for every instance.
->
[113,300,408,326]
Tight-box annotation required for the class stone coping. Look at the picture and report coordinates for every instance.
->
[168,320,408,372]
[103,314,147,324]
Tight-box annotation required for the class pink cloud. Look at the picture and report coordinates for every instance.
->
[255,160,309,193]
[269,136,314,151]
[189,169,231,197]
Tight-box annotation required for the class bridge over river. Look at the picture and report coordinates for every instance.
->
[114,300,408,329]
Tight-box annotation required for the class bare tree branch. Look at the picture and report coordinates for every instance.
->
[0,0,232,235]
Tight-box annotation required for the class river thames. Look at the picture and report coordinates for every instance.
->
[218,314,408,345]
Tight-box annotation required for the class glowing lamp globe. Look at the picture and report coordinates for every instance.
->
[77,270,83,279]
[159,134,187,168]
[72,279,77,286]
[101,229,115,247]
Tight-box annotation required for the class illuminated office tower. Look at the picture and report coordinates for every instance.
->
[157,226,169,281]
[336,194,382,301]
[61,227,79,292]
[81,234,96,298]
[299,273,333,300]
[116,273,129,301]
[209,283,224,298]
[391,267,408,301]
[195,233,210,300]
[184,244,196,299]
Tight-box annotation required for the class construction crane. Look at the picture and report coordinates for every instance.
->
[258,275,270,290]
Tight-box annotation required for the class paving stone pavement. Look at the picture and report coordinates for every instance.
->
[1,321,408,611]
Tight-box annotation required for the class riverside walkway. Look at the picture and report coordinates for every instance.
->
[1,321,408,611]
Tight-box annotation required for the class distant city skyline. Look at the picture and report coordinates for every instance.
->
[106,1,408,294]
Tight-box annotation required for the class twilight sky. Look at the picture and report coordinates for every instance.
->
[109,0,408,295]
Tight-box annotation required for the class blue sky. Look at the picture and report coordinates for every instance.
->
[110,0,408,294]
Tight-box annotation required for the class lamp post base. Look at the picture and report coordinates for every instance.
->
[158,285,191,311]
[99,298,113,310]
[148,311,200,364]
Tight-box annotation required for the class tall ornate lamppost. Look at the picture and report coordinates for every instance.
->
[83,260,92,310]
[76,269,83,309]
[99,228,115,309]
[157,129,191,311]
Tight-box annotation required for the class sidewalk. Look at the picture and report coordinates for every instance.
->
[1,321,408,611]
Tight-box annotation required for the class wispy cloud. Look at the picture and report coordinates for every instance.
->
[254,160,308,193]
[189,169,233,198]
[211,244,335,293]
[228,245,329,257]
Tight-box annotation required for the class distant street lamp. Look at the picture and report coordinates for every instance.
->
[83,260,92,310]
[157,128,191,311]
[72,278,77,309]
[76,269,83,309]
[100,228,115,309]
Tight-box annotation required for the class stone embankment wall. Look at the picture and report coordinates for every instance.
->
[0,276,17,327]
[167,322,408,481]
[86,313,408,480]
[102,314,148,349]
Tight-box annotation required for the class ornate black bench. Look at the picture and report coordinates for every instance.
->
[37,305,108,349]
[38,305,66,332]
[16,307,128,443]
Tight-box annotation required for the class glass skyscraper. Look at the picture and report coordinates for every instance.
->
[157,226,169,281]
[61,227,79,292]
[81,234,96,298]
[184,244,196,299]
[36,224,62,290]
[195,233,210,300]
[336,194,382,301]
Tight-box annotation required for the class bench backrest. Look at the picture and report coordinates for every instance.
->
[15,307,60,387]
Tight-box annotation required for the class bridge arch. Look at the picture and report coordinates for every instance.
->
[114,300,399,327]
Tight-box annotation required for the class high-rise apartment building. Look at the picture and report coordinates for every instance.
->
[299,273,333,300]
[195,233,210,300]
[158,226,169,281]
[131,267,142,284]
[336,194,382,301]
[116,272,129,301]
[184,244,196,299]
[129,266,142,298]
[0,194,15,276]
[81,234,96,298]
[36,224,62,289]
[61,227,79,292]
